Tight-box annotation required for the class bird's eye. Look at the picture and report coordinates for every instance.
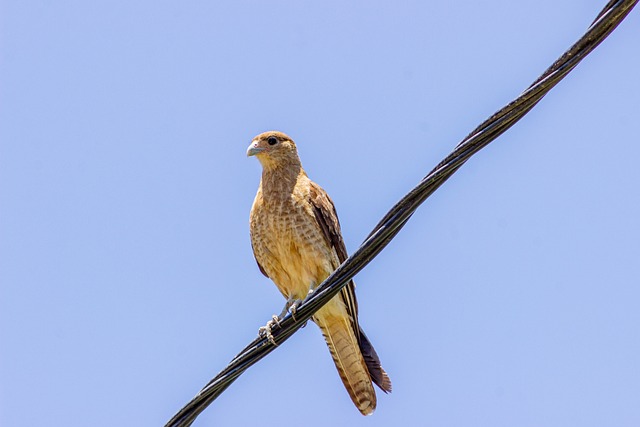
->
[267,136,278,146]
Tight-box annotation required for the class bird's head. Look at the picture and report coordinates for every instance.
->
[247,131,300,170]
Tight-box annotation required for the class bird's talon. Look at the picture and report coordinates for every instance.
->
[302,289,314,304]
[258,327,277,346]
[258,316,281,346]
[266,333,276,346]
[289,299,303,322]
[271,314,281,327]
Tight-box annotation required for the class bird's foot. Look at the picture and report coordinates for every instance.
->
[292,288,316,326]
[258,315,280,346]
[279,297,304,322]
[289,299,303,321]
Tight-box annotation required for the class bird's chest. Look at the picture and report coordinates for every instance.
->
[251,197,333,296]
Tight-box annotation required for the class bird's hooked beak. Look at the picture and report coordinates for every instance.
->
[246,140,265,157]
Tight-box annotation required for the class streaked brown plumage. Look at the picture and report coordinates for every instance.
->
[247,131,391,415]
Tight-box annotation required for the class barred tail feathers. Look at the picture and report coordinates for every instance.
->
[314,311,377,415]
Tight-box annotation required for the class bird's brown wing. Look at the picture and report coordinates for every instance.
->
[250,240,269,278]
[308,182,359,324]
[309,181,392,394]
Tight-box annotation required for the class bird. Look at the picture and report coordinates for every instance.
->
[247,130,391,415]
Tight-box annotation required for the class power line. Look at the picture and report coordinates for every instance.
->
[166,1,638,426]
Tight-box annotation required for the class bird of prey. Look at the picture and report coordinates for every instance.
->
[247,131,391,415]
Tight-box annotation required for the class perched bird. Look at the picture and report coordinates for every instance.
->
[247,131,391,415]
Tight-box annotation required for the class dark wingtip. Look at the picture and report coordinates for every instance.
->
[378,368,392,394]
[358,327,392,393]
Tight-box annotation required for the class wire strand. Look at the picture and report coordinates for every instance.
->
[166,1,638,425]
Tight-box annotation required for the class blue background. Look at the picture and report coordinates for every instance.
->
[1,1,639,426]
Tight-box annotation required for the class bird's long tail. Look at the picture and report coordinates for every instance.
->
[314,307,377,415]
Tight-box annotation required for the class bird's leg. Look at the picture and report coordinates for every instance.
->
[291,287,316,326]
[278,298,292,319]
[258,315,280,346]
[259,294,302,345]
[277,296,303,321]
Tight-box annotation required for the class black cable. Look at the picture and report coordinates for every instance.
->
[166,1,638,425]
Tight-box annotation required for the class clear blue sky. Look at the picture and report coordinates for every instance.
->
[1,1,639,426]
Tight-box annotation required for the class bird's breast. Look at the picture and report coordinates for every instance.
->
[250,195,334,300]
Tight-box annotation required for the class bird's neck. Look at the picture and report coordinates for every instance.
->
[260,163,306,201]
